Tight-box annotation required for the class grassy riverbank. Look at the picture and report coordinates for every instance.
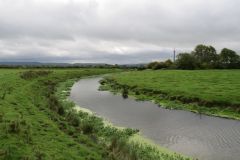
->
[0,68,190,160]
[0,68,119,159]
[100,70,240,120]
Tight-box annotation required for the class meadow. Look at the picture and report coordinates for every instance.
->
[0,68,189,160]
[102,70,240,119]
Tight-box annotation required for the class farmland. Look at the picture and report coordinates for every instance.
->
[101,70,240,119]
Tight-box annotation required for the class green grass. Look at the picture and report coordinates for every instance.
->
[101,70,240,119]
[0,68,118,159]
[0,68,190,160]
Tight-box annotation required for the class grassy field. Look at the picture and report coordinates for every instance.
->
[0,68,118,160]
[0,68,190,160]
[101,70,240,119]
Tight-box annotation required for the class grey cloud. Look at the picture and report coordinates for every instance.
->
[0,49,171,64]
[0,0,239,63]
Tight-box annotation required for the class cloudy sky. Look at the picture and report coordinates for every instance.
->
[0,0,239,64]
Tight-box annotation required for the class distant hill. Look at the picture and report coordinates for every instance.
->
[0,62,43,66]
[0,62,107,67]
[0,62,147,69]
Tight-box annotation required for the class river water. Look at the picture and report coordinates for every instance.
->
[69,77,240,160]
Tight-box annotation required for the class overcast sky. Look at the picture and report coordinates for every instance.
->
[0,0,239,64]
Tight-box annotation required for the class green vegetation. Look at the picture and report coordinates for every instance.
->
[0,69,190,160]
[147,44,240,70]
[147,59,174,70]
[101,70,240,119]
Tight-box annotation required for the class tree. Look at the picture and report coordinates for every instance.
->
[176,53,197,69]
[147,59,173,70]
[219,48,240,68]
[192,44,218,68]
[147,61,159,69]
[164,59,173,67]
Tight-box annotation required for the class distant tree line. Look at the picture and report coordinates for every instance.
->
[0,64,119,69]
[0,63,143,70]
[147,44,240,70]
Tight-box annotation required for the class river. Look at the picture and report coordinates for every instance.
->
[69,77,240,160]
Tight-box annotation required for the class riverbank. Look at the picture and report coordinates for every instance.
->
[1,69,190,159]
[0,68,122,159]
[57,77,192,160]
[99,70,240,120]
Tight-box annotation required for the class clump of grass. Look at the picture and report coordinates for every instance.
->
[0,144,18,160]
[34,147,45,160]
[65,110,80,127]
[8,119,21,133]
[0,83,13,100]
[20,70,52,80]
[23,124,32,144]
[21,155,33,160]
[122,87,129,99]
[48,94,65,115]
[0,112,4,122]
[108,136,191,160]
[81,121,94,134]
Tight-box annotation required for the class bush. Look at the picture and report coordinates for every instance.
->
[147,59,173,70]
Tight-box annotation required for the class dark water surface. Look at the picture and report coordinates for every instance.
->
[69,77,240,160]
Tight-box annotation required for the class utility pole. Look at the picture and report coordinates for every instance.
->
[173,48,176,62]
